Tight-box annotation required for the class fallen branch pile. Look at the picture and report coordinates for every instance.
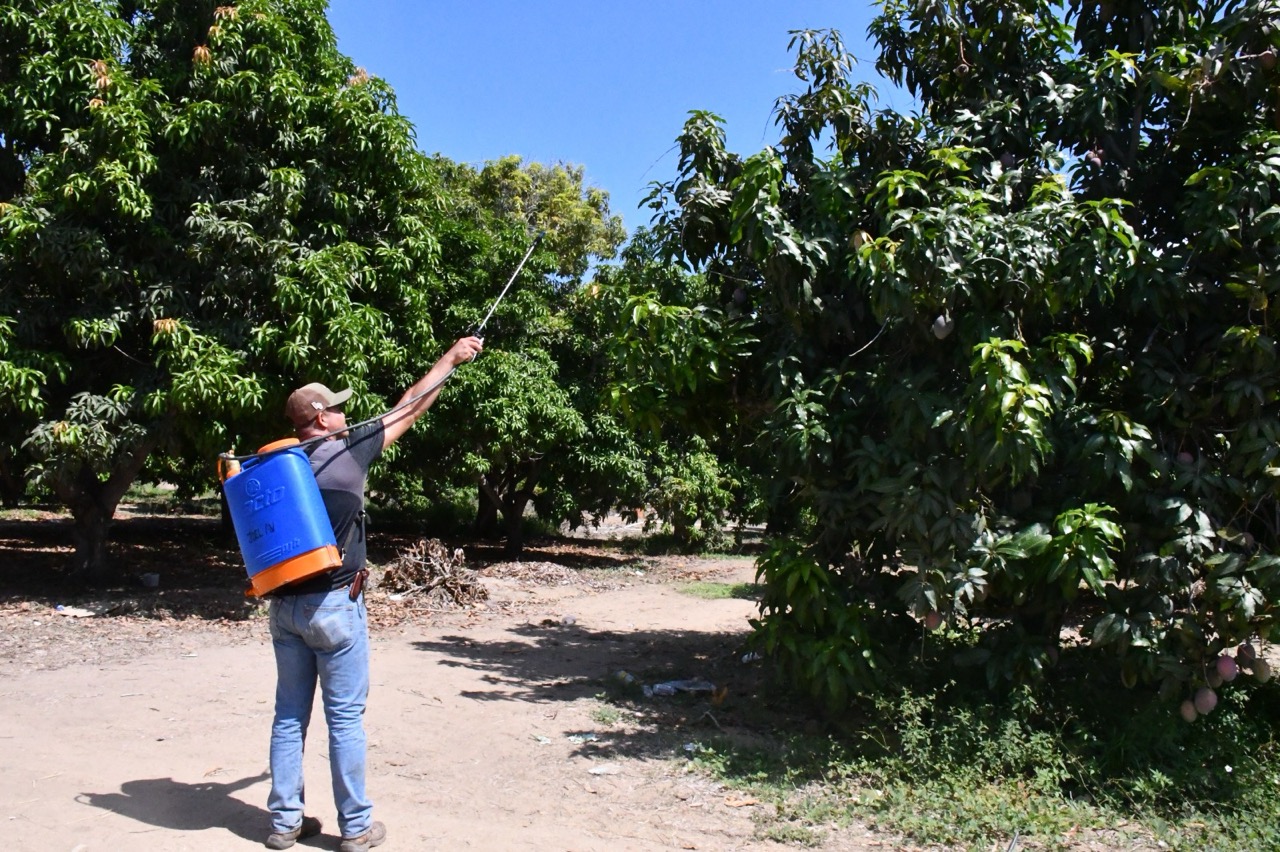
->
[379,538,488,610]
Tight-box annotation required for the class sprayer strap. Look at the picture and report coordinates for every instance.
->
[338,510,366,559]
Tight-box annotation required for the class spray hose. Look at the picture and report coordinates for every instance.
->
[216,231,545,474]
[216,364,459,469]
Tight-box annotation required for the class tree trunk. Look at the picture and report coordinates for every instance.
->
[66,495,114,576]
[475,460,542,558]
[0,450,22,506]
[53,437,155,579]
[500,458,541,559]
[673,517,692,548]
[502,491,530,559]
[473,477,502,539]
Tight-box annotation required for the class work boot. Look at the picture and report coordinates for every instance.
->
[265,815,322,849]
[338,820,386,852]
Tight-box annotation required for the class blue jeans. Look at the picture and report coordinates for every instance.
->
[268,588,372,838]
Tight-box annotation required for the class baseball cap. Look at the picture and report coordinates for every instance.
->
[284,382,353,428]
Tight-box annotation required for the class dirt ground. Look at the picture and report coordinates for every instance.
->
[0,512,890,852]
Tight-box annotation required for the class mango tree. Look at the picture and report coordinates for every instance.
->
[590,228,767,549]
[650,1,1280,710]
[386,157,639,556]
[0,0,446,575]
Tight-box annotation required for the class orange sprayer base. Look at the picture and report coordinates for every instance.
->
[245,544,342,597]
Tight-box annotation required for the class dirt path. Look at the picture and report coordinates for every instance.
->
[0,556,884,851]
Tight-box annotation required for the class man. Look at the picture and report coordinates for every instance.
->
[265,335,484,852]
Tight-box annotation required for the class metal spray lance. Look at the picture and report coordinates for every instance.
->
[472,230,546,342]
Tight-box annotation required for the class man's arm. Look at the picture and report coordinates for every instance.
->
[381,336,484,450]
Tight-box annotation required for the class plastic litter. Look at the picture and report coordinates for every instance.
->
[613,670,637,685]
[588,763,622,775]
[54,605,96,618]
[741,651,763,663]
[644,678,715,698]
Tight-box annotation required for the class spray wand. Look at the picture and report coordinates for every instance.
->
[474,230,545,340]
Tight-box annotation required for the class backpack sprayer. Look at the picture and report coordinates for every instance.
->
[218,232,545,596]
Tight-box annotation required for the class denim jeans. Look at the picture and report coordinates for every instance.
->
[268,588,372,838]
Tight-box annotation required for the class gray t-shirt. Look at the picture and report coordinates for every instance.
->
[279,420,385,595]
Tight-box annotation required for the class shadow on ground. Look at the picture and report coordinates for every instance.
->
[411,619,797,762]
[76,771,275,844]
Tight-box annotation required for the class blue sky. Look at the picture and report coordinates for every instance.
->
[326,1,899,232]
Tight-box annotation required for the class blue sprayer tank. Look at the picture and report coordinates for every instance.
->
[220,438,342,596]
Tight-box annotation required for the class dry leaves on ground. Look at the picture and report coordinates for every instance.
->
[378,538,488,610]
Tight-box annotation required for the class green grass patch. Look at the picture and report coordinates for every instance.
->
[678,673,1280,850]
[0,506,63,521]
[124,482,178,501]
[590,699,625,726]
[677,580,760,600]
[119,483,222,517]
[617,529,765,557]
